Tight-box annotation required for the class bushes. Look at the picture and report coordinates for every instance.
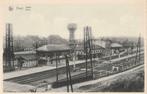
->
[77,69,144,92]
[100,71,144,92]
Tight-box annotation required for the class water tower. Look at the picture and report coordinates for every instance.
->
[67,23,77,47]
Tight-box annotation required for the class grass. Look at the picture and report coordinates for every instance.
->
[77,67,144,92]
[99,70,144,92]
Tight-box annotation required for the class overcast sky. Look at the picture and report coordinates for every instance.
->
[5,2,144,39]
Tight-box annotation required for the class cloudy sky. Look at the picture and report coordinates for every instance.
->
[5,1,145,39]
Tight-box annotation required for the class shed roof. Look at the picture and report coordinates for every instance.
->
[111,43,122,48]
[14,51,36,55]
[37,44,71,52]
[15,55,37,60]
[14,51,36,60]
[93,40,107,48]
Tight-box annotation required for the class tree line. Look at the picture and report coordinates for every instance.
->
[3,35,68,52]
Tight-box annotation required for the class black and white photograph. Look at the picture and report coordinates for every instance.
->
[1,0,146,93]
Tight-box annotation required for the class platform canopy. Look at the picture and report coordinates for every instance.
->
[111,43,122,48]
[14,51,36,55]
[14,51,36,61]
[93,40,108,49]
[37,44,71,52]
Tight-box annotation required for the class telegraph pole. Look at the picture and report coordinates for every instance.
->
[89,27,93,78]
[83,26,93,79]
[65,55,73,92]
[135,34,140,65]
[55,53,58,83]
[138,34,141,63]
[84,27,88,78]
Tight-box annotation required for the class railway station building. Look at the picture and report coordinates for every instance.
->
[36,44,71,65]
[14,51,37,68]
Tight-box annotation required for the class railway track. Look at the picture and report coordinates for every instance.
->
[5,70,54,84]
[4,52,144,88]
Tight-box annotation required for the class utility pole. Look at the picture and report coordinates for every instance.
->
[55,53,58,83]
[65,55,73,92]
[138,34,141,63]
[135,34,140,65]
[65,59,69,92]
[84,26,93,79]
[84,27,88,78]
[34,41,39,67]
[89,27,93,78]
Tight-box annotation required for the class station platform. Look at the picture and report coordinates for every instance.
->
[4,59,87,80]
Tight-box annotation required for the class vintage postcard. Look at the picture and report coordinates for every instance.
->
[0,0,146,93]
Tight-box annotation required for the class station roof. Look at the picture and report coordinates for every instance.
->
[111,43,122,48]
[75,43,105,51]
[14,51,36,55]
[93,43,106,49]
[37,44,71,52]
[15,55,37,61]
[14,51,36,60]
[93,40,108,48]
